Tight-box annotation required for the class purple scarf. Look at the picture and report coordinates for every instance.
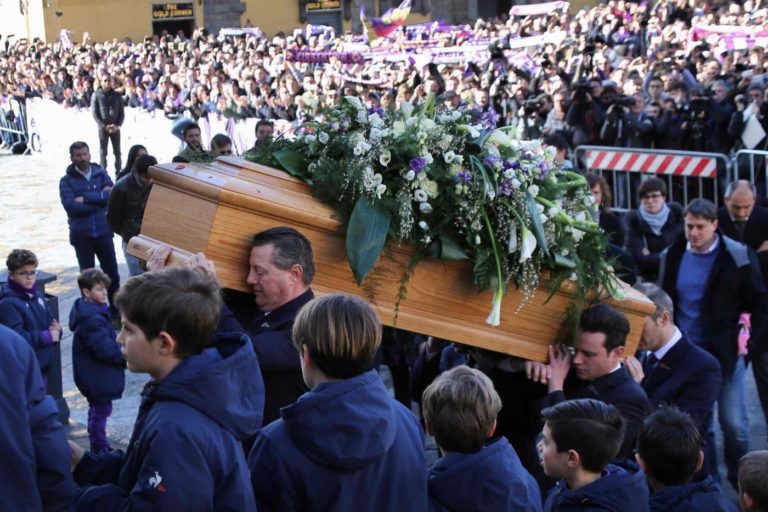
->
[7,277,38,299]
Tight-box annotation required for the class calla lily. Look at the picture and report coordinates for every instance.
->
[520,226,537,262]
[508,225,518,254]
[486,287,503,327]
[487,129,514,147]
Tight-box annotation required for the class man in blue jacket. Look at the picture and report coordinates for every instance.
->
[70,268,263,511]
[248,294,427,511]
[636,408,736,512]
[625,283,721,474]
[59,141,120,315]
[659,199,768,489]
[0,324,74,511]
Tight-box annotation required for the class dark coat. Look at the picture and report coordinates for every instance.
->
[59,163,114,243]
[649,476,738,512]
[640,336,721,435]
[601,210,625,247]
[248,369,427,512]
[428,436,542,512]
[544,460,650,512]
[106,173,152,243]
[659,233,768,372]
[0,325,75,512]
[625,203,684,282]
[91,88,125,128]
[220,288,314,425]
[69,298,125,403]
[0,282,54,373]
[718,204,768,286]
[542,366,652,459]
[72,333,263,511]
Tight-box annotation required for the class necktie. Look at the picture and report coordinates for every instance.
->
[645,353,660,380]
[735,221,747,240]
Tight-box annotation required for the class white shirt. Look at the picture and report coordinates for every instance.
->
[652,327,683,362]
[686,233,720,254]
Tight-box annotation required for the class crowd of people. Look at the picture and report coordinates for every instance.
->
[4,0,768,160]
[3,0,768,510]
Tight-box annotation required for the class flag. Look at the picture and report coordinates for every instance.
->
[361,0,411,42]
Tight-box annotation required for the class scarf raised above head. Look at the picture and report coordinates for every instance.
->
[638,202,670,236]
[6,276,38,299]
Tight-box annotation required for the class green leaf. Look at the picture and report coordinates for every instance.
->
[438,234,469,260]
[527,191,550,257]
[554,254,577,269]
[273,150,307,178]
[346,197,391,285]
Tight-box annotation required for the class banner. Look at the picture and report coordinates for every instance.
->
[509,1,569,17]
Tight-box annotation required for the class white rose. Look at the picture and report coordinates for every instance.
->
[421,179,439,198]
[419,221,429,230]
[357,110,368,124]
[444,151,456,163]
[305,134,317,143]
[353,145,363,156]
[511,178,521,189]
[419,202,433,213]
[393,120,406,136]
[369,113,383,128]
[318,132,329,144]
[528,184,540,197]
[423,153,434,164]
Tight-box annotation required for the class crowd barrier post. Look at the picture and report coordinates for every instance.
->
[0,97,32,152]
[730,149,768,197]
[574,145,729,213]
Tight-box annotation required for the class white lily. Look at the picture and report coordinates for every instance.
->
[519,226,537,262]
[487,129,514,147]
[508,225,518,254]
[486,287,503,326]
[345,96,364,110]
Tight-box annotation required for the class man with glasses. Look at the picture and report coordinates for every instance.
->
[729,83,768,156]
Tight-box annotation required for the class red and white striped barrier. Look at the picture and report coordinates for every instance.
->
[584,149,718,178]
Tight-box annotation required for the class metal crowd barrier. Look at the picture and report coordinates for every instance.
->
[731,149,768,198]
[0,96,32,152]
[574,146,728,213]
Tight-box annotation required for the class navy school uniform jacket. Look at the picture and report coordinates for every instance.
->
[0,281,55,373]
[59,163,114,243]
[72,332,264,511]
[428,436,542,512]
[248,369,428,511]
[649,476,737,512]
[69,298,125,403]
[0,324,75,511]
[544,460,650,512]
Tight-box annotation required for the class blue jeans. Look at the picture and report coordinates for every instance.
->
[708,355,750,489]
[122,240,144,277]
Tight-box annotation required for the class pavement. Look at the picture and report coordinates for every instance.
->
[1,147,766,493]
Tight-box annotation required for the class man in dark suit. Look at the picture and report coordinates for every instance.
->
[543,304,652,459]
[718,180,768,449]
[625,283,721,474]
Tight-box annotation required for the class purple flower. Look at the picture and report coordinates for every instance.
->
[367,106,384,116]
[410,157,427,173]
[503,159,520,170]
[498,178,515,197]
[457,170,472,184]
[484,155,501,169]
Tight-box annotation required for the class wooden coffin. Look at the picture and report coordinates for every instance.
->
[128,156,655,362]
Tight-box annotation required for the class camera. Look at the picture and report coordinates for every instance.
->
[573,81,592,103]
[613,96,636,108]
[523,98,543,115]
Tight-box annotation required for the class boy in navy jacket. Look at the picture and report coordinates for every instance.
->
[70,268,125,453]
[69,267,264,511]
[739,450,768,511]
[248,294,427,511]
[636,407,735,512]
[0,249,61,379]
[541,399,649,512]
[422,365,541,512]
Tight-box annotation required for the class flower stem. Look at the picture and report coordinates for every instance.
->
[483,212,505,326]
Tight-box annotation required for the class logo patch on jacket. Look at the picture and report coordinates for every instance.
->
[146,471,166,492]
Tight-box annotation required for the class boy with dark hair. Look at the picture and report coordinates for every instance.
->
[70,267,264,510]
[0,249,61,378]
[248,293,427,511]
[540,399,649,512]
[70,268,125,453]
[422,365,541,512]
[739,451,768,511]
[636,408,735,511]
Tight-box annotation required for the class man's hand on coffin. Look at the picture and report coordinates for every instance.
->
[146,245,172,272]
[547,344,572,393]
[186,252,217,278]
[525,360,551,384]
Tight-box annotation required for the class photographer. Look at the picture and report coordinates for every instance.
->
[600,93,653,148]
[728,83,768,154]
[654,81,690,150]
[542,89,569,136]
[708,80,735,156]
[566,81,607,147]
[516,93,551,140]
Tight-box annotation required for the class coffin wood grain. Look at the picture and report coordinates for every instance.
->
[129,159,655,362]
